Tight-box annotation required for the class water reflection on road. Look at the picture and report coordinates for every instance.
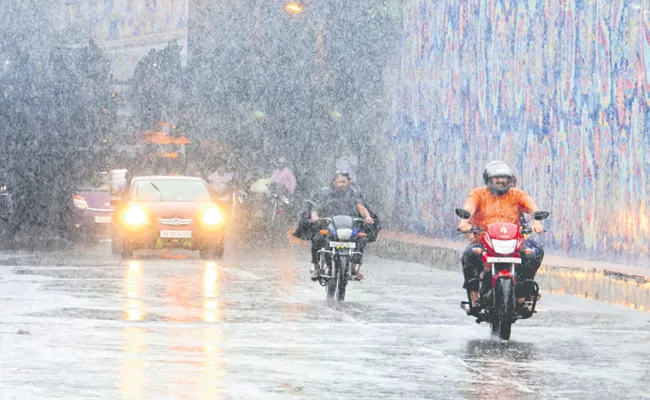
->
[199,261,226,399]
[461,339,539,400]
[3,245,643,399]
[125,261,144,322]
[119,261,147,399]
[117,259,229,399]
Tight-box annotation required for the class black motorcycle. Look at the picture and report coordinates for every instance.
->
[315,215,366,307]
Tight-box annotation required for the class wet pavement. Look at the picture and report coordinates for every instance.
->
[1,240,649,400]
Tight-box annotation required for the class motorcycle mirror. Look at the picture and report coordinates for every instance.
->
[533,211,550,220]
[455,208,471,219]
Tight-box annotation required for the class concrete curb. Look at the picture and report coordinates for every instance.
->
[369,233,650,312]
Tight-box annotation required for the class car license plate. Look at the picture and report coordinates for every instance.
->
[94,216,112,224]
[329,241,356,248]
[160,230,192,239]
[486,257,521,264]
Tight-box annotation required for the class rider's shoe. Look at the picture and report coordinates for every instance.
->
[469,301,481,317]
[310,263,320,281]
[351,264,365,281]
[518,302,534,319]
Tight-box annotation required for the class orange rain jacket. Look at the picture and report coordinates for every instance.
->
[464,187,539,238]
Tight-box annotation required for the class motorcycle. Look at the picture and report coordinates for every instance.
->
[315,215,367,308]
[455,208,550,340]
[217,184,249,219]
[267,182,294,224]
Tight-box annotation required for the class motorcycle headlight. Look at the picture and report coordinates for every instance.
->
[491,239,517,255]
[203,208,223,225]
[124,206,147,226]
[73,195,88,210]
[337,228,353,240]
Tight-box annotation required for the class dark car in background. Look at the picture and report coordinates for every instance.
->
[71,172,113,239]
[0,181,13,233]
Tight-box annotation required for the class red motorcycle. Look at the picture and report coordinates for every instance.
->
[455,208,549,340]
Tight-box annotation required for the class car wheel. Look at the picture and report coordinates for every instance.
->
[121,241,134,258]
[213,243,225,258]
[200,243,224,260]
[111,234,121,254]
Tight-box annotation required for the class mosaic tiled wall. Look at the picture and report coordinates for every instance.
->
[391,0,649,263]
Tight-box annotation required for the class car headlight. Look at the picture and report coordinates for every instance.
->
[73,195,88,210]
[124,206,147,226]
[491,239,517,255]
[203,208,223,225]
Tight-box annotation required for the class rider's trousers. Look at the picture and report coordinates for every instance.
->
[461,239,544,291]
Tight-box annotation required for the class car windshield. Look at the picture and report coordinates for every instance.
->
[133,179,211,202]
[77,172,110,192]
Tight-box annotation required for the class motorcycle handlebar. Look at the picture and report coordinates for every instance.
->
[457,228,485,234]
[457,227,545,235]
[311,217,374,224]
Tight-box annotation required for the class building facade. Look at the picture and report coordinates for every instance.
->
[54,0,188,80]
[390,0,650,264]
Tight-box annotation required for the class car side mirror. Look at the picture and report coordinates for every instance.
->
[533,211,550,220]
[455,208,471,219]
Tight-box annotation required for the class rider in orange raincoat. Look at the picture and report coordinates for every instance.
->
[458,161,545,311]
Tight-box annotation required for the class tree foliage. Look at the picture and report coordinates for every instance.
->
[130,41,183,127]
[0,35,114,239]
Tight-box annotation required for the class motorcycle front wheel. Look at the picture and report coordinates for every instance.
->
[491,278,514,340]
[326,257,349,307]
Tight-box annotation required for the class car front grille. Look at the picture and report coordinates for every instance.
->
[159,218,193,226]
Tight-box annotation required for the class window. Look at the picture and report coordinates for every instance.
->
[133,179,211,202]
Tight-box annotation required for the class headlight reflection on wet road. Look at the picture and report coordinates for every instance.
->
[125,261,145,322]
[203,261,222,323]
[120,261,147,399]
[200,261,226,399]
[119,326,147,400]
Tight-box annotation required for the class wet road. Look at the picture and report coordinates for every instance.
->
[1,241,649,400]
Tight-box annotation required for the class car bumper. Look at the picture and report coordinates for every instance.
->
[72,213,113,234]
[119,225,224,250]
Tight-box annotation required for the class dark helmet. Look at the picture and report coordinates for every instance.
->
[483,161,516,196]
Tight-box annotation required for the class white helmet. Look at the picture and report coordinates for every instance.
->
[483,161,516,196]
